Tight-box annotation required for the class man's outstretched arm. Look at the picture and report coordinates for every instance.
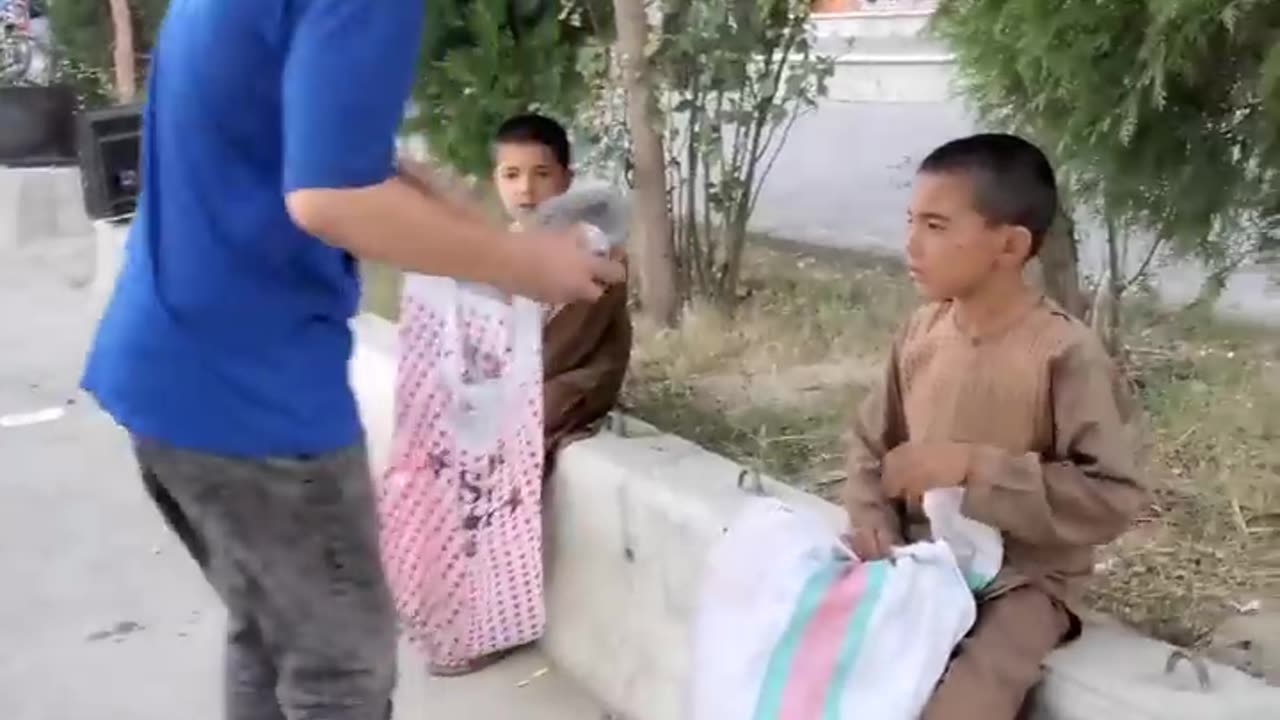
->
[278,0,622,304]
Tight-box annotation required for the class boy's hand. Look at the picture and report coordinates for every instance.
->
[502,228,626,304]
[842,525,900,562]
[882,442,972,504]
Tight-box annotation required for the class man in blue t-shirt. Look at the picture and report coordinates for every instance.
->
[81,2,623,718]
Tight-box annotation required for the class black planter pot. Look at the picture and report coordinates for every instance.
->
[0,84,77,166]
[76,103,143,220]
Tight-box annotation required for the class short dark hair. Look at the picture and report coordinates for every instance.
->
[918,133,1059,257]
[494,113,571,169]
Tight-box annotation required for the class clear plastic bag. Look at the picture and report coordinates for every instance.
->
[922,488,1004,591]
[432,275,542,454]
[526,182,629,321]
[528,182,629,255]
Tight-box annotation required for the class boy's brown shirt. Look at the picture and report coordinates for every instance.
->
[511,219,632,467]
[542,279,632,470]
[845,298,1147,607]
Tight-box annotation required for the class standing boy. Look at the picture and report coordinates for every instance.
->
[489,114,633,470]
[844,134,1148,720]
[81,3,622,719]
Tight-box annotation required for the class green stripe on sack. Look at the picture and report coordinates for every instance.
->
[822,560,890,719]
[965,569,994,592]
[752,561,842,720]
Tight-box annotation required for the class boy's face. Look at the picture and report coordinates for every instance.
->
[492,141,572,221]
[904,171,1030,302]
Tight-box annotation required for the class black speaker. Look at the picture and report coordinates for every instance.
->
[76,103,143,220]
[0,84,77,165]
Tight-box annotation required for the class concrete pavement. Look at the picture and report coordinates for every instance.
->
[0,237,605,720]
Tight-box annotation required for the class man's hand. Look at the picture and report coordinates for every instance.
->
[882,441,972,505]
[842,525,900,562]
[500,227,627,304]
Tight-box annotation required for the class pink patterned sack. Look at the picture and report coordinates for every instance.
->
[377,273,546,670]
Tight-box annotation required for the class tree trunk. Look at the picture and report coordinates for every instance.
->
[1037,207,1086,318]
[1089,214,1123,357]
[108,0,137,103]
[612,0,679,326]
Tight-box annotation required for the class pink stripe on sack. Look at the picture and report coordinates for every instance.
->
[777,562,870,719]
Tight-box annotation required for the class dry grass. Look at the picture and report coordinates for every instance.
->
[623,243,1280,649]
[623,245,916,492]
[1086,302,1280,645]
[361,262,403,321]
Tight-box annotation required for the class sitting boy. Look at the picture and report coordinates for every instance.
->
[844,134,1148,720]
[491,113,633,473]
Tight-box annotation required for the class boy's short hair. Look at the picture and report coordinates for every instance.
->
[494,113,571,169]
[918,133,1059,257]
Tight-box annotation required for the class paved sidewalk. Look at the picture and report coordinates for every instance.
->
[0,240,604,720]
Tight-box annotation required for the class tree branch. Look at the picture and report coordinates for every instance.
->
[1121,235,1165,292]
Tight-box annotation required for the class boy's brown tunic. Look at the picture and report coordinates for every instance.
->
[541,281,632,473]
[845,298,1147,720]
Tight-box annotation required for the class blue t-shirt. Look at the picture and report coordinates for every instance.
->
[82,0,424,457]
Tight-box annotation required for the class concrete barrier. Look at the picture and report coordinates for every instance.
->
[342,313,1280,720]
[0,167,92,250]
[1,166,93,255]
[542,423,843,720]
[544,429,1280,719]
[1033,616,1280,720]
[92,219,129,298]
[1,167,96,288]
[88,220,1280,719]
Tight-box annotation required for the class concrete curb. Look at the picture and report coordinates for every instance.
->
[346,311,842,720]
[1035,617,1280,719]
[89,219,1280,719]
[1,167,92,250]
[541,425,843,720]
[93,219,128,296]
[345,313,1280,720]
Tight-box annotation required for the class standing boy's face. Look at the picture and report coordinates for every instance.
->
[492,141,572,221]
[904,171,1008,302]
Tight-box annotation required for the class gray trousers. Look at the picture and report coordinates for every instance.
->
[132,437,397,720]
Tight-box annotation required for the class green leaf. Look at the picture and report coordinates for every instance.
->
[934,0,1280,270]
